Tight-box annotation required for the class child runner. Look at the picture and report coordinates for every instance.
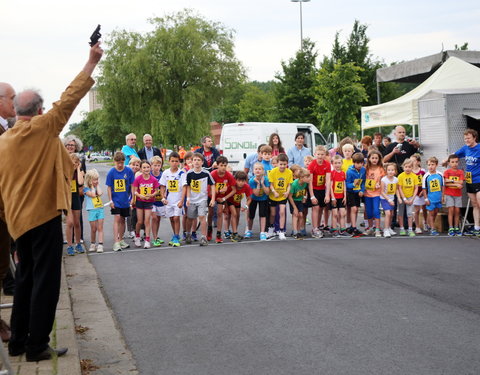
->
[397,158,419,237]
[308,145,331,238]
[150,156,165,247]
[84,169,104,253]
[443,154,465,236]
[422,157,444,236]
[288,168,311,239]
[132,160,160,248]
[226,171,252,241]
[380,163,399,238]
[345,152,366,237]
[260,145,273,174]
[106,151,135,251]
[211,156,236,243]
[364,150,385,237]
[159,151,187,247]
[268,153,293,240]
[248,162,271,240]
[127,157,141,239]
[181,151,194,241]
[330,155,349,237]
[411,154,428,233]
[185,153,215,246]
[341,144,354,173]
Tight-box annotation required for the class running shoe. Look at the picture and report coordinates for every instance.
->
[215,235,223,244]
[224,230,232,239]
[144,241,151,249]
[200,236,208,246]
[408,230,416,237]
[153,238,163,247]
[75,243,85,254]
[185,233,192,244]
[207,227,213,241]
[399,229,407,236]
[365,228,375,236]
[375,230,382,238]
[96,244,104,253]
[448,228,455,237]
[67,246,75,256]
[244,230,253,239]
[351,229,364,237]
[120,240,130,249]
[260,232,268,241]
[278,232,286,240]
[88,244,96,252]
[300,229,307,237]
[430,229,439,236]
[128,231,135,239]
[455,228,462,237]
[231,233,243,242]
[191,232,198,242]
[383,230,391,238]
[134,237,142,247]
[415,227,423,234]
[112,242,122,252]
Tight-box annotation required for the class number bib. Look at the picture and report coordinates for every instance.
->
[216,182,226,193]
[191,180,201,193]
[276,179,286,192]
[295,189,306,198]
[465,172,472,184]
[141,186,152,196]
[386,183,397,195]
[404,177,414,187]
[416,174,423,185]
[168,179,179,193]
[92,196,103,209]
[316,175,325,186]
[114,179,126,192]
[429,179,441,193]
[353,179,362,191]
[365,179,375,191]
[71,180,77,193]
[449,176,460,188]
[334,181,344,194]
[233,193,243,203]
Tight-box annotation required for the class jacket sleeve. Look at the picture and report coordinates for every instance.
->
[345,170,354,190]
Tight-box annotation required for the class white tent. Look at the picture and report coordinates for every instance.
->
[361,57,480,130]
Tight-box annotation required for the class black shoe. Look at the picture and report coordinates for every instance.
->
[26,346,68,362]
[8,344,25,357]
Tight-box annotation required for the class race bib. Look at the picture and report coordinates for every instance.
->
[71,180,77,193]
[353,179,362,190]
[317,175,325,186]
[365,179,375,191]
[295,189,306,198]
[416,174,423,185]
[114,179,126,193]
[216,182,226,193]
[334,181,344,194]
[404,177,414,187]
[92,196,103,209]
[465,172,472,184]
[387,183,397,195]
[168,179,179,193]
[141,186,152,196]
[429,179,441,193]
[190,180,201,193]
[449,176,460,188]
[277,179,286,192]
[234,193,243,203]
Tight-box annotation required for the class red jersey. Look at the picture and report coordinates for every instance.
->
[308,159,331,190]
[210,170,236,198]
[330,170,346,200]
[228,184,252,206]
[443,168,464,197]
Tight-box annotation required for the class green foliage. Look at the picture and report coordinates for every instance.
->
[314,62,368,138]
[454,42,469,50]
[274,38,318,124]
[97,9,244,147]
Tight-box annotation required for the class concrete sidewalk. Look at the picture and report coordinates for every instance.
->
[1,257,82,375]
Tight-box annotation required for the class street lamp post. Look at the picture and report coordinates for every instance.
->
[291,0,310,51]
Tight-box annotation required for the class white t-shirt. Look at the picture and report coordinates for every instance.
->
[380,176,398,201]
[159,168,187,205]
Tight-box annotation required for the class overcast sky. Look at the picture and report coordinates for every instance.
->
[2,0,479,130]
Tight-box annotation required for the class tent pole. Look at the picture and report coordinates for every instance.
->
[376,81,381,104]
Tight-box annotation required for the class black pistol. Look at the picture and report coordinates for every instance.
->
[89,24,101,46]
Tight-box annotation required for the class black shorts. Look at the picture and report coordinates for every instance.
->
[347,191,361,207]
[312,189,329,208]
[227,201,241,208]
[331,198,345,209]
[466,182,480,194]
[71,193,81,211]
[249,200,269,219]
[269,198,288,207]
[111,207,131,217]
[136,200,153,210]
[289,200,305,214]
[304,190,313,208]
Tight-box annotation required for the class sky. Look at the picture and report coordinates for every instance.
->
[2,0,479,131]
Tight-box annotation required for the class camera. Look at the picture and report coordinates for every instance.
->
[395,144,402,151]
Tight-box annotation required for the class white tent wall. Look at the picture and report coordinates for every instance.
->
[361,57,480,130]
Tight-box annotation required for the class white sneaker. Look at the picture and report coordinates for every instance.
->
[267,227,275,239]
[96,244,104,253]
[384,230,391,238]
[389,228,397,236]
[134,237,141,247]
[144,240,151,249]
[112,242,122,252]
[415,227,423,234]
[129,231,135,239]
[375,230,382,238]
[278,232,286,240]
[88,244,96,252]
[423,225,429,232]
[365,227,375,236]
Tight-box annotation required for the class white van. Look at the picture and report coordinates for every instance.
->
[219,122,329,170]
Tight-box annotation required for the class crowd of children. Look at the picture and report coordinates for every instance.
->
[68,130,479,253]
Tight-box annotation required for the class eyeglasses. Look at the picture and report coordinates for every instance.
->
[66,144,76,147]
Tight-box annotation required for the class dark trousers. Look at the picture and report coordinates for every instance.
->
[9,215,63,356]
[0,218,11,281]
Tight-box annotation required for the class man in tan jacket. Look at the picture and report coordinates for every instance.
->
[0,43,103,362]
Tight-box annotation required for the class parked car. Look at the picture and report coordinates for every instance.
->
[88,152,111,162]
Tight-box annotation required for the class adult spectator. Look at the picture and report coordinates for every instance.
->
[63,135,86,172]
[121,133,139,166]
[383,136,392,149]
[373,132,386,155]
[0,42,103,361]
[138,133,162,162]
[0,82,16,342]
[287,132,311,167]
[383,126,420,172]
[454,129,480,235]
[360,135,372,158]
[244,144,265,178]
[197,135,220,171]
[178,146,187,162]
[268,133,285,157]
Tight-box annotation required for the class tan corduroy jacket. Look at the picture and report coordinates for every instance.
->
[0,71,94,240]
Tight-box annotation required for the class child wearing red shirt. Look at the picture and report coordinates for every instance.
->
[443,154,465,236]
[330,155,348,236]
[226,172,252,242]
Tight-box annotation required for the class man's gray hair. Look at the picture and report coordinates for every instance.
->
[63,135,83,152]
[14,90,43,116]
[143,133,153,141]
[201,136,211,144]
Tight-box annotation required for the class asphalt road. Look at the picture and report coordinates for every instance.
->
[82,163,480,375]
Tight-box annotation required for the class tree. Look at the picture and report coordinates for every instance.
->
[237,83,276,122]
[97,10,245,147]
[274,38,318,124]
[454,42,469,50]
[314,62,367,138]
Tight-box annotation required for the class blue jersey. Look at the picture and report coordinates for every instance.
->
[261,160,273,174]
[249,175,271,201]
[423,172,443,203]
[106,167,135,208]
[455,143,480,184]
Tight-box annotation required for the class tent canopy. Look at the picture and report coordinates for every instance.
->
[361,57,480,130]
